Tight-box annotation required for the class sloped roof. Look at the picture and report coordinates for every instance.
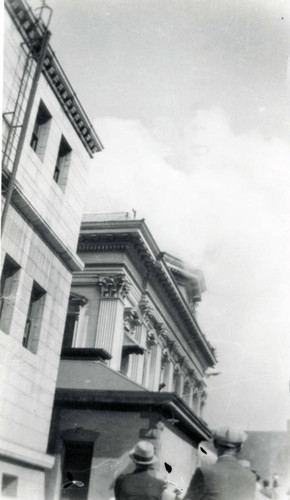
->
[57,360,146,392]
[54,386,212,441]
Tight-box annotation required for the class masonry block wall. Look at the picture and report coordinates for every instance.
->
[0,204,72,455]
[159,424,198,496]
[3,11,92,254]
[1,3,101,498]
[46,409,151,500]
[47,406,200,500]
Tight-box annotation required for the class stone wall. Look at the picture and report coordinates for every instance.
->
[0,204,72,454]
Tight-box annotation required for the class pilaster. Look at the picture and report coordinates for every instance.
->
[95,274,131,371]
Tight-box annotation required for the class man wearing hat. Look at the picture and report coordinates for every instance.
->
[114,440,167,500]
[184,426,256,500]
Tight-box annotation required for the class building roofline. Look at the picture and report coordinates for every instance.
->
[79,217,217,366]
[5,0,103,157]
[162,252,206,293]
[54,388,212,441]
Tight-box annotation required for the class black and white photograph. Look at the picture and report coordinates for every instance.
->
[1,0,290,498]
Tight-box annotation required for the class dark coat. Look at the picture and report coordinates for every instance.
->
[185,455,256,500]
[114,468,166,500]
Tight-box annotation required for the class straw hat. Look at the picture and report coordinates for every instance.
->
[129,441,157,465]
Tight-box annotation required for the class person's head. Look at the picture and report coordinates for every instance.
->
[129,441,157,470]
[213,426,247,457]
[263,480,270,488]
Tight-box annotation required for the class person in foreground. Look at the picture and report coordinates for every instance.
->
[184,426,256,500]
[114,440,167,500]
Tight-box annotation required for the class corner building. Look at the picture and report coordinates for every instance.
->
[48,214,217,499]
[1,0,103,498]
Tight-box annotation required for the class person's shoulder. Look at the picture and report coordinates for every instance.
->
[144,470,166,483]
[115,473,127,485]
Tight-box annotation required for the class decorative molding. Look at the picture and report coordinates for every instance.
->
[78,239,129,253]
[123,307,141,337]
[139,296,154,324]
[146,329,157,350]
[6,0,103,157]
[161,348,170,367]
[96,274,131,299]
[67,292,88,316]
[174,364,181,376]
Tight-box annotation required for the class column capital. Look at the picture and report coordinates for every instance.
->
[96,274,131,299]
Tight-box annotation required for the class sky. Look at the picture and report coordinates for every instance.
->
[33,0,290,430]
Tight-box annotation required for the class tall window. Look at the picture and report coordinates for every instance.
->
[53,135,72,191]
[62,441,94,499]
[61,293,87,350]
[173,367,181,394]
[183,381,191,406]
[1,474,18,498]
[23,281,46,354]
[0,255,20,334]
[30,100,51,160]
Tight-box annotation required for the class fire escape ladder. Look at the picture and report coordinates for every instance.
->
[2,0,52,186]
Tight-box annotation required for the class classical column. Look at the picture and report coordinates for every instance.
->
[159,348,169,389]
[95,274,130,371]
[129,323,142,381]
[148,342,162,391]
[167,360,174,392]
[192,388,201,415]
[142,330,157,388]
[136,324,147,384]
[183,380,193,407]
[179,372,185,398]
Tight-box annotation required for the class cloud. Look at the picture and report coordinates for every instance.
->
[85,109,290,429]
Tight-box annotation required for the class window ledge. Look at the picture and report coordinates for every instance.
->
[61,347,111,361]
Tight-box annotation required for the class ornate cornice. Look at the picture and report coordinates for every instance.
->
[6,0,103,157]
[78,222,216,368]
[96,274,131,299]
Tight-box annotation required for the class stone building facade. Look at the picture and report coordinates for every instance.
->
[1,1,102,498]
[47,214,217,499]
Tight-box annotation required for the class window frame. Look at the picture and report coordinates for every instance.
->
[30,100,51,161]
[53,135,72,191]
[1,473,18,498]
[23,281,46,354]
[0,254,21,335]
